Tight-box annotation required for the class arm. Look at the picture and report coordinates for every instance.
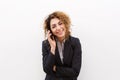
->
[55,38,82,77]
[42,41,55,74]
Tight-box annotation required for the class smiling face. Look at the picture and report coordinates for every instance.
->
[50,18,66,41]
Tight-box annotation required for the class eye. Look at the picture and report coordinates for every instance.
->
[58,22,63,25]
[51,24,56,29]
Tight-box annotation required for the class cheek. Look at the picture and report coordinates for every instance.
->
[51,29,56,34]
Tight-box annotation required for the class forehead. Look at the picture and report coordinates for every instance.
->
[50,18,61,25]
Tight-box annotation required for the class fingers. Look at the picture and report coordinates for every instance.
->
[47,30,55,42]
[47,30,52,39]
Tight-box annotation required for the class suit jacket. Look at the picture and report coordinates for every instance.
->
[42,36,82,80]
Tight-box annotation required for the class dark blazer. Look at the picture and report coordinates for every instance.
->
[42,36,82,80]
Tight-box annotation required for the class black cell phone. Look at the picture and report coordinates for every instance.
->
[50,30,55,40]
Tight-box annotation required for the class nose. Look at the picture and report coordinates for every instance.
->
[56,25,61,30]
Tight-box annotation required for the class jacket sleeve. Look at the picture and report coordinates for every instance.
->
[55,38,82,78]
[42,40,55,74]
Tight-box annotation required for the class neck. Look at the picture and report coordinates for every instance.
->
[57,37,65,43]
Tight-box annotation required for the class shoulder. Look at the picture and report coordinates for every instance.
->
[42,39,50,47]
[42,39,48,44]
[68,36,81,44]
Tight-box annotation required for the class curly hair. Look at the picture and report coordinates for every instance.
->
[43,11,71,39]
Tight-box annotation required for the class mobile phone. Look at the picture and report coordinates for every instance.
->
[50,30,55,40]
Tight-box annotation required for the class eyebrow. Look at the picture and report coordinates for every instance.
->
[51,20,63,27]
[51,24,56,27]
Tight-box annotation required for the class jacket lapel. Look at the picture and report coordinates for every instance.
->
[63,38,71,64]
[55,45,63,65]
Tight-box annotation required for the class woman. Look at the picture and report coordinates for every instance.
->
[42,11,82,80]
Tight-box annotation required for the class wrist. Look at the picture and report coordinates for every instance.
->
[53,65,56,72]
[51,48,55,55]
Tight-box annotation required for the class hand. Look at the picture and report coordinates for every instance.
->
[47,30,56,55]
[53,65,56,72]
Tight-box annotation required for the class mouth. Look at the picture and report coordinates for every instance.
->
[56,29,64,35]
[57,31,63,35]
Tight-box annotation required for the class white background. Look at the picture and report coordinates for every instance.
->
[0,0,120,80]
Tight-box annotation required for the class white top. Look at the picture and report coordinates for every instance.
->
[57,39,65,63]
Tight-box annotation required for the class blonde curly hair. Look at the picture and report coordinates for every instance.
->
[43,11,71,39]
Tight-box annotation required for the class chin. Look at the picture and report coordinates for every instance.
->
[55,33,65,38]
[57,34,64,37]
[57,35,65,39]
